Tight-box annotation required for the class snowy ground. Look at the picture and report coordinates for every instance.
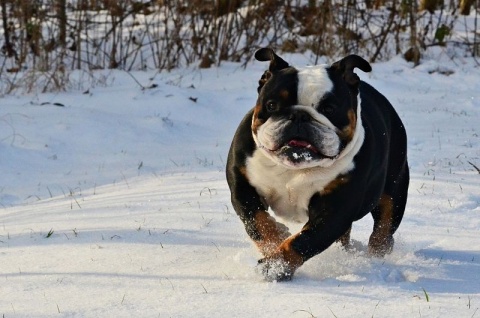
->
[1,51,480,317]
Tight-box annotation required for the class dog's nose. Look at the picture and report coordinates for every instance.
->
[289,111,310,122]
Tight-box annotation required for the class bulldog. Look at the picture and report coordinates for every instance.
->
[226,48,409,281]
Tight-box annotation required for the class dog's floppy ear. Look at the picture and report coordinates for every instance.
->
[257,70,272,93]
[331,55,372,87]
[255,48,290,92]
[255,48,290,72]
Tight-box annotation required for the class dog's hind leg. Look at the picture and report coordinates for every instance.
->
[368,163,409,257]
[368,194,395,256]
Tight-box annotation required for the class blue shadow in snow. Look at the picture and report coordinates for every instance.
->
[414,248,480,294]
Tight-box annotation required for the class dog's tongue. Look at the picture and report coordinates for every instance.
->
[288,140,318,153]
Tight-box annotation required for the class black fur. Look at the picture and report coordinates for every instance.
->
[226,48,409,280]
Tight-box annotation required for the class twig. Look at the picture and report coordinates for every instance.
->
[292,309,316,317]
[124,70,146,89]
[327,306,338,318]
[468,161,480,174]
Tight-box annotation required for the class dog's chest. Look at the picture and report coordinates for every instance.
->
[246,149,353,223]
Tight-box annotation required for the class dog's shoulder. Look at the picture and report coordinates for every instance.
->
[227,109,255,165]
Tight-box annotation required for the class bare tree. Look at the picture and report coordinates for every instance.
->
[1,0,15,58]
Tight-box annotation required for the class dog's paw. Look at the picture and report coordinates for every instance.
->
[368,235,394,257]
[256,257,294,282]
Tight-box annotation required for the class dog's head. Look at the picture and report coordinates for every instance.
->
[252,48,371,169]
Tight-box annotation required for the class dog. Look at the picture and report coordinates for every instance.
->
[226,48,409,281]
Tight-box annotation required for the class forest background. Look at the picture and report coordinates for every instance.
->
[0,0,479,94]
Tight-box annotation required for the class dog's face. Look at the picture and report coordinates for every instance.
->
[252,48,371,168]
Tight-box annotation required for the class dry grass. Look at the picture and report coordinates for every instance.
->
[0,0,478,93]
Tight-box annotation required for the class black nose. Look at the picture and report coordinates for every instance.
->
[289,111,310,122]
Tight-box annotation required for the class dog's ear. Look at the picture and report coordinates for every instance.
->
[257,70,272,93]
[255,48,290,92]
[255,48,290,72]
[331,55,372,87]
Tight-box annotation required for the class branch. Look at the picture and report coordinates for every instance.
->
[468,161,480,174]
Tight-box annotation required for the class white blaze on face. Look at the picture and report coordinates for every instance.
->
[252,64,341,168]
[297,65,333,107]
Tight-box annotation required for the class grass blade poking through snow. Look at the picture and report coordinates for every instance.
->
[45,229,54,238]
[422,287,430,302]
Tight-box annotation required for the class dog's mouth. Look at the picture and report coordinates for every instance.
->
[264,138,337,165]
[286,139,319,154]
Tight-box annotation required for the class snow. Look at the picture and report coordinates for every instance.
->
[1,52,480,317]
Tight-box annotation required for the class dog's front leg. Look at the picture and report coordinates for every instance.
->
[227,166,291,257]
[257,194,354,281]
[251,210,291,256]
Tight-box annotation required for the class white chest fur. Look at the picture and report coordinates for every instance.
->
[245,148,356,223]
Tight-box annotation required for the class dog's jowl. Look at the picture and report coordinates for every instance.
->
[226,48,409,281]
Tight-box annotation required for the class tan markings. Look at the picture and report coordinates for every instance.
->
[251,104,264,134]
[253,211,291,256]
[321,176,349,195]
[239,166,248,180]
[276,234,304,270]
[377,194,394,236]
[340,109,357,142]
[279,89,289,100]
[368,194,394,256]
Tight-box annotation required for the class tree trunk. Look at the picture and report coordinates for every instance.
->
[1,0,15,58]
[57,0,67,47]
[408,0,420,65]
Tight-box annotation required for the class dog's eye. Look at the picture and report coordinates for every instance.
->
[265,100,278,112]
[321,104,335,115]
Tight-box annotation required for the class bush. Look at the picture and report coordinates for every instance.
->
[0,0,478,92]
